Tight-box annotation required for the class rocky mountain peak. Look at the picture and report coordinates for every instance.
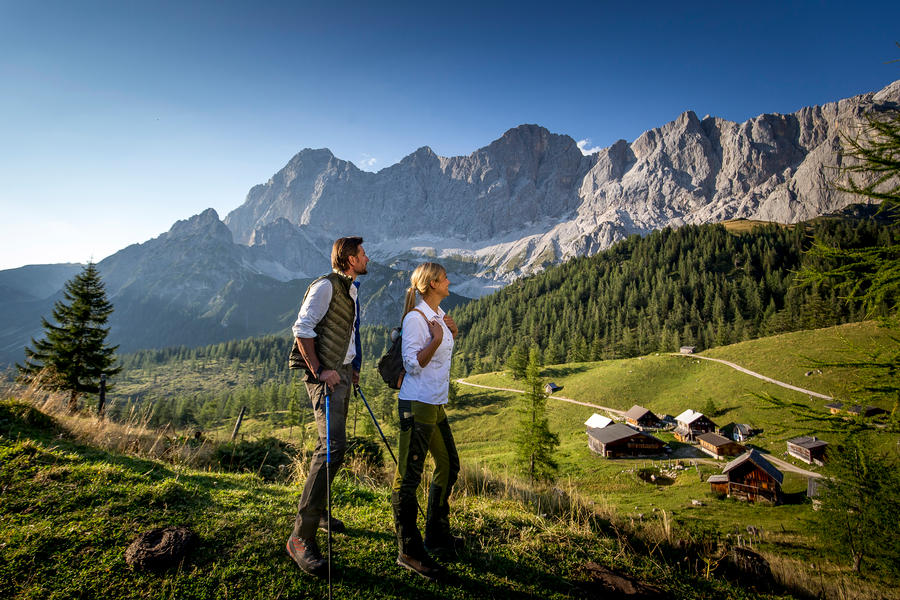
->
[221,79,898,289]
[166,208,232,244]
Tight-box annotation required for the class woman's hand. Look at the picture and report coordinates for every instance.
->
[417,317,444,367]
[427,317,444,343]
[443,314,458,338]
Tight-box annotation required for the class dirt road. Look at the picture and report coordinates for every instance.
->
[454,379,626,416]
[673,354,833,400]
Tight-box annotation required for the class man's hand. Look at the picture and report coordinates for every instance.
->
[320,369,340,388]
[352,370,360,385]
[443,314,458,338]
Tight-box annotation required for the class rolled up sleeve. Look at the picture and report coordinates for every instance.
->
[292,279,332,338]
[401,311,429,376]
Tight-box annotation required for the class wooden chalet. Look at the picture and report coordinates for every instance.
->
[719,422,755,442]
[679,346,696,354]
[696,432,744,459]
[709,450,784,503]
[587,424,667,458]
[623,405,660,430]
[846,405,884,418]
[824,402,844,415]
[673,409,716,442]
[544,382,562,394]
[584,413,613,430]
[786,436,829,465]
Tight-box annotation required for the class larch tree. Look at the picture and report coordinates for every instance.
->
[513,348,559,486]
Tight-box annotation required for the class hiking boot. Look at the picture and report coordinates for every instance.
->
[424,533,465,557]
[318,513,346,534]
[396,552,445,580]
[286,535,326,576]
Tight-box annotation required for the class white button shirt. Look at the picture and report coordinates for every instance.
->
[398,301,454,405]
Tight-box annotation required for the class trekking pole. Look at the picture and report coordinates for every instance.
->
[354,384,425,520]
[354,384,398,465]
[325,389,332,600]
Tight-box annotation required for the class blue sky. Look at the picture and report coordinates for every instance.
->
[1,0,898,270]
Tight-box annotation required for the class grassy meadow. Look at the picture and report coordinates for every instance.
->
[3,321,898,599]
[2,395,811,600]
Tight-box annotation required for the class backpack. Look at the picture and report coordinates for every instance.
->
[377,309,427,389]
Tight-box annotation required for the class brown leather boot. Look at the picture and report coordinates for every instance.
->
[286,535,327,576]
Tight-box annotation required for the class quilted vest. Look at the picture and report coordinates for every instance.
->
[310,272,356,372]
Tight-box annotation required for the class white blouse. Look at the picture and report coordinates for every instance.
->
[398,300,454,405]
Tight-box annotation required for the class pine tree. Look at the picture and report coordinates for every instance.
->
[513,348,559,485]
[506,344,527,379]
[17,263,120,412]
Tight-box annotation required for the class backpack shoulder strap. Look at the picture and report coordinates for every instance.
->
[403,308,431,330]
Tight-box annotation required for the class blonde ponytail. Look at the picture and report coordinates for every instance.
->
[402,286,417,319]
[402,262,446,318]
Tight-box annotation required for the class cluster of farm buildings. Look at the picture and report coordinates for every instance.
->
[583,403,830,504]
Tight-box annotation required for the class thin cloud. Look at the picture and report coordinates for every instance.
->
[577,139,603,155]
[357,155,378,171]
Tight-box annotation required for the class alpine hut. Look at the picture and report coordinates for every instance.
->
[786,436,829,465]
[696,432,745,459]
[587,424,667,458]
[712,450,784,503]
[673,409,716,443]
[624,405,660,430]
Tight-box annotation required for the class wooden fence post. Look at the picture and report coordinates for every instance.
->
[231,406,246,442]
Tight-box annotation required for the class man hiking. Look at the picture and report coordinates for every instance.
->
[286,236,368,576]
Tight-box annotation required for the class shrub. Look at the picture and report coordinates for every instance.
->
[213,437,298,481]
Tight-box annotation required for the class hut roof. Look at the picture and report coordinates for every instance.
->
[696,432,734,447]
[788,436,828,450]
[707,474,729,484]
[585,414,613,429]
[675,409,705,424]
[624,405,654,420]
[587,423,647,445]
[723,450,784,484]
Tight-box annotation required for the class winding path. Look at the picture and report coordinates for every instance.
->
[455,379,627,415]
[672,353,833,400]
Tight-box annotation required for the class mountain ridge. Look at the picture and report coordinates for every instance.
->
[2,81,898,366]
[223,80,899,290]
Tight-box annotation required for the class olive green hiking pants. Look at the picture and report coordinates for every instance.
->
[391,399,459,557]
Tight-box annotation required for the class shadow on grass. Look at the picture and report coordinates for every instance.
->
[543,365,592,378]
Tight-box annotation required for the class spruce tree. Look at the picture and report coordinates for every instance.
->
[506,344,527,379]
[513,348,559,485]
[17,262,120,412]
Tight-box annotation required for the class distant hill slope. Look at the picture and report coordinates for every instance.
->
[457,320,898,483]
[450,207,898,372]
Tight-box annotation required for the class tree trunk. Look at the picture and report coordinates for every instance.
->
[68,389,78,413]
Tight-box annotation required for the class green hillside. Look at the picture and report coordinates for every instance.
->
[451,210,897,373]
[456,321,897,469]
[447,321,898,588]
